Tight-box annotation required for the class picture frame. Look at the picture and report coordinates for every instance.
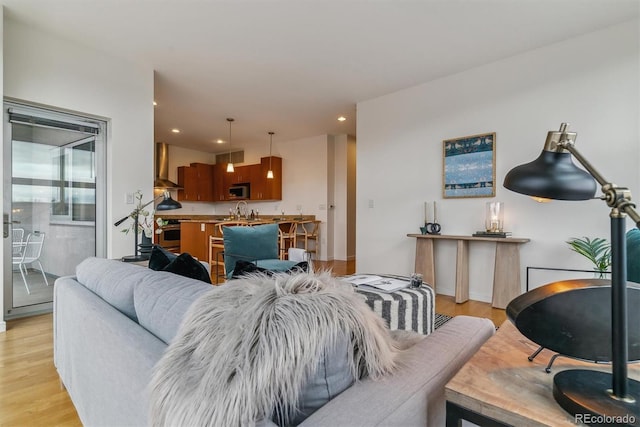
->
[443,132,496,199]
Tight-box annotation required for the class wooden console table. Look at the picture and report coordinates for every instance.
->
[445,321,640,426]
[407,234,530,309]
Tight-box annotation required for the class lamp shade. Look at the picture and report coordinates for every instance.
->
[156,193,182,210]
[503,150,597,200]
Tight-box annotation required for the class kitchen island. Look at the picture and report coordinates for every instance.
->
[155,214,316,283]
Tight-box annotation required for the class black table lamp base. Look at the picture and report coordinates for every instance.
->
[553,369,639,426]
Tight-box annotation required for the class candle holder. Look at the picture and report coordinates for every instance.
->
[485,202,504,233]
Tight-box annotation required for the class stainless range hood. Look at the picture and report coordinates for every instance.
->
[154,142,182,189]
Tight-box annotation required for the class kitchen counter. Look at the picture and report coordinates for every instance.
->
[157,214,315,223]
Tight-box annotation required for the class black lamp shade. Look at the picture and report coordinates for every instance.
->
[156,194,182,210]
[503,150,597,200]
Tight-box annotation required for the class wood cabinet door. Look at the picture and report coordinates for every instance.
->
[192,163,214,201]
[177,166,198,201]
[213,163,228,201]
[247,164,264,199]
[260,156,282,200]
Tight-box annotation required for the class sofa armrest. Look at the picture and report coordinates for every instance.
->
[300,316,495,427]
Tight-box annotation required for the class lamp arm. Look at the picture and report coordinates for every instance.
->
[562,141,640,228]
[113,195,162,227]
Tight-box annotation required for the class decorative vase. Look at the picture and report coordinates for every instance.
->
[138,234,153,259]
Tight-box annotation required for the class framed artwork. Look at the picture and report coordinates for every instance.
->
[443,132,496,199]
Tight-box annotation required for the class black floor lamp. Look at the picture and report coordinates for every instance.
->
[504,123,639,423]
[114,191,182,262]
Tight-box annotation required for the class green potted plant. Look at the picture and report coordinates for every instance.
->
[566,236,611,278]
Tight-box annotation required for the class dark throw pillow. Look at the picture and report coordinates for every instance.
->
[148,245,178,271]
[231,260,309,279]
[162,252,212,284]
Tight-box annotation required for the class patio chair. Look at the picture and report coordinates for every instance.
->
[12,231,49,294]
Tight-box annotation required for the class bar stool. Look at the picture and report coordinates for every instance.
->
[278,221,298,260]
[209,221,248,284]
[295,220,320,259]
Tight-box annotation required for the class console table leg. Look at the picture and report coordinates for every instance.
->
[415,238,436,291]
[455,240,469,303]
[492,242,522,309]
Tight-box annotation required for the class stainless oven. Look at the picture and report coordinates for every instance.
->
[157,219,181,252]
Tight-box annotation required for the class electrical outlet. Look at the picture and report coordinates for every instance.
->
[368,199,374,208]
[126,193,134,204]
[296,204,302,211]
[319,204,326,210]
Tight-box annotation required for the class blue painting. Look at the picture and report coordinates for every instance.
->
[443,132,495,198]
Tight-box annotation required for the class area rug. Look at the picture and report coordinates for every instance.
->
[434,313,453,330]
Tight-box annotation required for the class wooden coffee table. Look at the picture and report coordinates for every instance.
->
[445,320,640,426]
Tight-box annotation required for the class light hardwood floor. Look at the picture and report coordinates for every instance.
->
[0,259,505,425]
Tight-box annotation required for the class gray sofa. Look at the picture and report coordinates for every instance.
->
[54,257,495,426]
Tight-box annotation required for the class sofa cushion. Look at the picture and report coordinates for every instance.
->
[627,229,640,283]
[148,245,177,270]
[76,257,149,321]
[134,272,213,344]
[162,252,212,284]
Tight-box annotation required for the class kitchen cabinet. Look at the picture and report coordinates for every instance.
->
[255,156,282,200]
[177,163,215,202]
[209,156,283,202]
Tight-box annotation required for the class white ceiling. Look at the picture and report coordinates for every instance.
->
[2,0,638,153]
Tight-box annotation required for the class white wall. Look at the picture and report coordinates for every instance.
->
[356,20,640,302]
[3,20,154,259]
[0,7,5,331]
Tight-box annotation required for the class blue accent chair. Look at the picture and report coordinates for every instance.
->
[223,223,298,279]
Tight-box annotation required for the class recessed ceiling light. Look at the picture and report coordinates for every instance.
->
[171,128,180,133]
[153,101,157,106]
[338,116,346,122]
[216,139,224,144]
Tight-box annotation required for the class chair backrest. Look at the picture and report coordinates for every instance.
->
[12,228,25,256]
[297,220,320,237]
[278,221,297,237]
[12,228,24,243]
[223,223,279,276]
[22,232,46,261]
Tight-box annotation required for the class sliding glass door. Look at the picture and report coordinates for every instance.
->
[3,101,106,318]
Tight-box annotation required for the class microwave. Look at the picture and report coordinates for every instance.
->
[228,184,250,199]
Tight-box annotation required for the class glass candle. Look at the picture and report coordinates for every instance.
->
[485,202,504,232]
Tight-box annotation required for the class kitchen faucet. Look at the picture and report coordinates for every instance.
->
[235,200,248,219]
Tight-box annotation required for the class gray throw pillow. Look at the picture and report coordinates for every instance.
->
[273,332,355,426]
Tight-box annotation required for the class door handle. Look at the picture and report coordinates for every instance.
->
[3,214,9,238]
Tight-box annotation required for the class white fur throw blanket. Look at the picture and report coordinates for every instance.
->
[149,271,412,427]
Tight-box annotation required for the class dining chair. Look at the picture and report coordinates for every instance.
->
[12,231,49,294]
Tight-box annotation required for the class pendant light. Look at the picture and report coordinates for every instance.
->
[226,118,235,173]
[267,131,275,179]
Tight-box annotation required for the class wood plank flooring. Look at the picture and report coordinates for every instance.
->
[0,313,81,426]
[0,259,505,425]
